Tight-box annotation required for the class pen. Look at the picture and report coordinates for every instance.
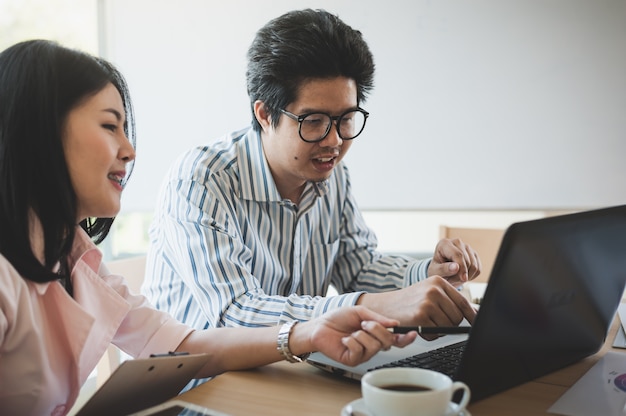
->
[150,351,190,357]
[390,326,471,334]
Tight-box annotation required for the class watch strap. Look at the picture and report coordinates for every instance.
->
[277,320,310,363]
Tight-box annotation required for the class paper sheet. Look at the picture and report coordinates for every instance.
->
[614,304,626,349]
[466,282,487,304]
[620,304,626,336]
[614,326,626,349]
[548,351,626,415]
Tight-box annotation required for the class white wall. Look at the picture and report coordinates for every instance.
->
[362,209,552,256]
[100,0,626,213]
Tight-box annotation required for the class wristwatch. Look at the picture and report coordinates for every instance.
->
[277,320,311,363]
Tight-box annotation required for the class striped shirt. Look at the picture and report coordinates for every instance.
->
[142,127,430,329]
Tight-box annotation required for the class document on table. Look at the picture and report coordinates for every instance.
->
[614,304,626,349]
[548,351,626,415]
[614,326,626,349]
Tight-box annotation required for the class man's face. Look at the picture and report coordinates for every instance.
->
[259,76,358,203]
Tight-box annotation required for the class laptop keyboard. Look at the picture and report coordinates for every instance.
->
[368,340,467,378]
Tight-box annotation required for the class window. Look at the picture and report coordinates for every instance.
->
[0,0,147,261]
[0,0,98,53]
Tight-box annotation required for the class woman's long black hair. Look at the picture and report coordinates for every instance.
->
[0,40,136,288]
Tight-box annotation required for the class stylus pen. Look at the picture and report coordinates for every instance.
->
[390,326,471,334]
[150,351,190,357]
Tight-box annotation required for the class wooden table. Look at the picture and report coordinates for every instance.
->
[178,317,622,415]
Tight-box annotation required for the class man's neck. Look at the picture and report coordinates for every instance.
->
[280,184,305,206]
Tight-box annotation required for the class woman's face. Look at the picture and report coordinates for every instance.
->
[63,83,135,222]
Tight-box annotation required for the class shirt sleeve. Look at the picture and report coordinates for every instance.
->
[145,176,335,328]
[99,263,194,358]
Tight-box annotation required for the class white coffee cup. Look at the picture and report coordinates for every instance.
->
[361,368,471,416]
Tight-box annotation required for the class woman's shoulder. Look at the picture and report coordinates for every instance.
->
[0,253,35,314]
[0,253,26,286]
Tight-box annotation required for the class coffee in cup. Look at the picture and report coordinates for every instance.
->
[361,367,470,416]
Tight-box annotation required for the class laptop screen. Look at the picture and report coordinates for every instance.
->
[456,205,626,401]
[306,205,626,403]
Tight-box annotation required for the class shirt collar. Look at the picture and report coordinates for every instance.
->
[32,227,102,296]
[68,227,103,274]
[237,128,330,203]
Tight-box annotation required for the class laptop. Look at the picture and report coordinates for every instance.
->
[307,205,626,402]
[74,352,210,416]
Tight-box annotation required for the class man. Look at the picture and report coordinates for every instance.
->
[143,9,480,335]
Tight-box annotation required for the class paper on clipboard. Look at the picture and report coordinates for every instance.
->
[548,351,626,416]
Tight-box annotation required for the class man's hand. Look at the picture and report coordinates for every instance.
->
[428,238,482,286]
[357,276,478,340]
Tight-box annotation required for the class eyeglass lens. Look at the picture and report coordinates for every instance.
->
[300,110,367,142]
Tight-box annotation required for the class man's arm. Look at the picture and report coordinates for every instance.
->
[323,166,477,331]
[143,174,359,328]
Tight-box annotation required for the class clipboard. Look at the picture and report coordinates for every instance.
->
[75,352,210,416]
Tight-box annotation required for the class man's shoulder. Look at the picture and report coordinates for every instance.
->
[170,127,252,179]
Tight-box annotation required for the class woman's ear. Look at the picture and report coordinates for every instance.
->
[253,100,272,133]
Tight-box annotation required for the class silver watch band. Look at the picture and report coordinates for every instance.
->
[277,321,311,363]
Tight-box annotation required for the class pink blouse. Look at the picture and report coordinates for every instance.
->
[0,228,194,416]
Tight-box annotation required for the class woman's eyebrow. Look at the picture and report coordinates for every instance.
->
[103,108,124,122]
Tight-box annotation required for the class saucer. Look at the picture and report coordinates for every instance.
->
[341,398,471,416]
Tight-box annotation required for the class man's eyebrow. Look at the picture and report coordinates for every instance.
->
[298,106,359,114]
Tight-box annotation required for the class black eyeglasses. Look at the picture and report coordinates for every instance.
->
[280,107,369,143]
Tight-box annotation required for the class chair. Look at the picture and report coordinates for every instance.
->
[95,255,147,387]
[439,226,505,284]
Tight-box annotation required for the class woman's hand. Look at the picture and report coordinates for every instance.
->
[290,306,417,367]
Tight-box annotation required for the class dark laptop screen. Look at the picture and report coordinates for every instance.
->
[457,205,626,401]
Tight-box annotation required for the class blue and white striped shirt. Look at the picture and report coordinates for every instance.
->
[142,127,430,329]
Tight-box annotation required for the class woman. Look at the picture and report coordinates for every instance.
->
[0,40,417,416]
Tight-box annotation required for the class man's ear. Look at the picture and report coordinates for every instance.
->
[253,100,271,133]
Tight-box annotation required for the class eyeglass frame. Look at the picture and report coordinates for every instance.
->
[279,107,370,143]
